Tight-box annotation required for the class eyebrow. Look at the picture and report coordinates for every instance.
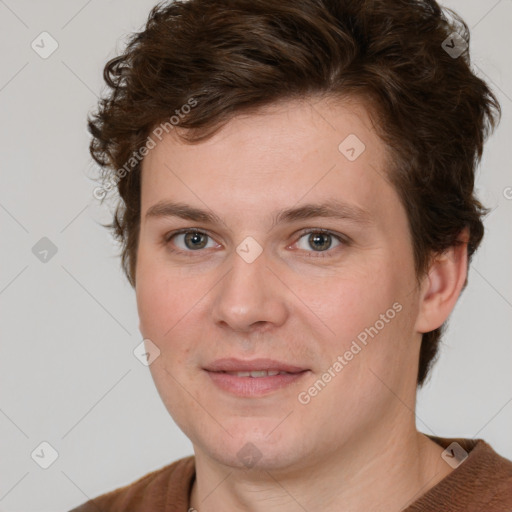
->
[144,199,372,227]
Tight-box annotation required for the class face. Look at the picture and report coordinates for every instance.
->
[136,97,424,472]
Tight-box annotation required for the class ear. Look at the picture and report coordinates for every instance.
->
[415,228,469,334]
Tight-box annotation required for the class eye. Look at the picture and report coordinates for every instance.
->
[165,229,219,252]
[163,228,348,257]
[293,230,345,255]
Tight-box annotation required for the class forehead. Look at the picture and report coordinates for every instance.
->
[139,96,400,229]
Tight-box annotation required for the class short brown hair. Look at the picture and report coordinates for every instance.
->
[89,0,501,386]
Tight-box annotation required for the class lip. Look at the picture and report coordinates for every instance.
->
[204,358,310,397]
[204,358,307,373]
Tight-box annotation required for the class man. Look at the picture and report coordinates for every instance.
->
[73,0,512,510]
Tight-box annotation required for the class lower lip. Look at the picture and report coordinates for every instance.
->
[206,370,309,397]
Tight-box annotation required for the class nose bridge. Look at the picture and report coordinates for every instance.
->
[210,246,288,332]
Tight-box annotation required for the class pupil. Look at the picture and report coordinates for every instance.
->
[185,232,207,250]
[309,233,331,251]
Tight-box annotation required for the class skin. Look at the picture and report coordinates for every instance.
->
[135,96,468,512]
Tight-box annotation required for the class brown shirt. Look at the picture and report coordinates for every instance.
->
[69,437,512,511]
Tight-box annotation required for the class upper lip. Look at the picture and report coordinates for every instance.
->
[204,358,307,373]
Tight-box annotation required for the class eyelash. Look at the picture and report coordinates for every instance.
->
[163,228,349,258]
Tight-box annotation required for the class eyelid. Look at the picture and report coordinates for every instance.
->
[294,227,349,242]
[164,228,210,243]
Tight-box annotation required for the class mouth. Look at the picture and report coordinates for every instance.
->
[204,358,310,397]
[204,357,308,374]
[216,369,296,377]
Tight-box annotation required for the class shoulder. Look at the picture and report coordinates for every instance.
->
[467,438,512,509]
[68,455,195,512]
[409,437,512,511]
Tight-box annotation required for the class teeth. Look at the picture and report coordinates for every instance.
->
[225,370,287,377]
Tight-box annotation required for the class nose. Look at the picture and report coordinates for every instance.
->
[210,247,289,334]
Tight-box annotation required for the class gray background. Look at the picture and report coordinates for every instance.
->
[0,1,510,511]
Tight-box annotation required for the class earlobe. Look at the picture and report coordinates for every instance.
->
[415,229,469,334]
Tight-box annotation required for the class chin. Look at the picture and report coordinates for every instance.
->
[207,444,300,472]
[192,420,306,471]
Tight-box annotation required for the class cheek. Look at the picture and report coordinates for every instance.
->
[309,263,397,338]
[135,251,208,366]
[136,261,195,409]
[135,247,181,339]
[136,272,169,339]
[306,259,417,385]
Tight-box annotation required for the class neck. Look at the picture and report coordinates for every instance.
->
[189,423,453,512]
